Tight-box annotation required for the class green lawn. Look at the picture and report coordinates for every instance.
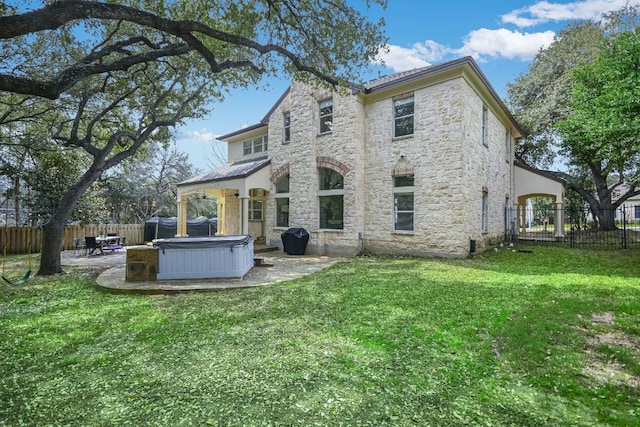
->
[1,247,639,426]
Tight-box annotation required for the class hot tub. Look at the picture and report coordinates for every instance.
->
[153,235,254,280]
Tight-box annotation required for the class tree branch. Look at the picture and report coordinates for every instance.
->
[0,0,345,99]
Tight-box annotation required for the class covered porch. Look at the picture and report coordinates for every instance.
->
[514,163,566,238]
[176,156,271,239]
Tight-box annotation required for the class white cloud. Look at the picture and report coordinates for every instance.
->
[179,128,215,144]
[376,44,432,72]
[377,0,639,73]
[457,28,556,61]
[379,28,554,71]
[502,0,638,27]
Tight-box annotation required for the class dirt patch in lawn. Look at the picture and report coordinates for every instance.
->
[578,312,640,388]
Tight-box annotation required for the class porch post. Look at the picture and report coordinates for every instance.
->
[517,204,525,235]
[176,194,188,236]
[217,199,224,235]
[238,195,250,235]
[554,202,564,237]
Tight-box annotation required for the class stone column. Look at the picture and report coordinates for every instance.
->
[239,196,250,235]
[217,200,224,235]
[554,202,564,237]
[176,195,188,236]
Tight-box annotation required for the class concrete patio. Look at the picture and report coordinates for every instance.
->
[61,247,346,293]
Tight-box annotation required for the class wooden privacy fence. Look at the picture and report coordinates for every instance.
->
[1,224,145,254]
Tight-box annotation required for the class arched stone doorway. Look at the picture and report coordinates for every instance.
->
[514,164,566,239]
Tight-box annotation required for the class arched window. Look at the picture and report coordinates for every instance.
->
[318,168,344,229]
[275,174,290,227]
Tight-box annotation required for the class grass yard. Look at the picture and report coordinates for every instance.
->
[1,247,639,426]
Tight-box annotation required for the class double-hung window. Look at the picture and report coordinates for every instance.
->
[283,112,291,143]
[249,188,265,221]
[482,191,489,232]
[249,200,263,220]
[393,95,414,138]
[275,174,290,227]
[482,105,489,146]
[318,168,343,229]
[243,135,268,156]
[319,99,333,134]
[393,175,414,231]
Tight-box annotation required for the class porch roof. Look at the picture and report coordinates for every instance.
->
[178,156,270,187]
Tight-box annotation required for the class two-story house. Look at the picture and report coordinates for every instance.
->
[176,56,526,257]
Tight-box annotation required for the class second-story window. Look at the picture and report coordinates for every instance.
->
[283,112,291,143]
[393,95,414,138]
[482,105,489,146]
[243,135,268,156]
[319,98,333,134]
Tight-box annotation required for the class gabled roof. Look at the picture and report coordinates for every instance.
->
[362,56,478,92]
[218,87,290,140]
[178,156,270,186]
[218,56,524,140]
[514,160,567,185]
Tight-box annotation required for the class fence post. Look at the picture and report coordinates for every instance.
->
[622,206,627,250]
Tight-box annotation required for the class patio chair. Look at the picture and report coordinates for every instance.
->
[85,236,100,255]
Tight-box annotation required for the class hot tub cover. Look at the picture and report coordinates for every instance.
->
[153,235,252,250]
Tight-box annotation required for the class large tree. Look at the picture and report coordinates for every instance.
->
[556,30,640,230]
[103,144,201,223]
[0,0,386,98]
[0,0,387,275]
[506,4,640,231]
[505,20,604,167]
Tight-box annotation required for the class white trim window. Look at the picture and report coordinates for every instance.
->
[249,200,263,220]
[482,105,489,146]
[283,112,291,143]
[482,191,489,232]
[243,135,268,156]
[393,95,414,138]
[505,130,511,162]
[393,175,414,231]
[275,174,290,227]
[319,98,333,134]
[318,168,343,229]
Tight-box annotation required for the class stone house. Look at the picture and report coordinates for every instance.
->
[176,56,526,256]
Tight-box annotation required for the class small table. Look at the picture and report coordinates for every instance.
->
[95,236,122,254]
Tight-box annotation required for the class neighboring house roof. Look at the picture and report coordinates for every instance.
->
[178,156,270,186]
[218,56,524,141]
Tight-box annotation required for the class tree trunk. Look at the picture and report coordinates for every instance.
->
[38,220,66,274]
[590,162,617,231]
[37,168,102,275]
[597,205,617,231]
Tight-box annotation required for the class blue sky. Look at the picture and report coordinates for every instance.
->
[177,0,638,171]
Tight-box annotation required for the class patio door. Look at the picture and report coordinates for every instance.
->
[248,189,266,240]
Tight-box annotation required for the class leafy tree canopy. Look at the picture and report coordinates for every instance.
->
[0,0,388,275]
[0,0,388,99]
[556,30,640,209]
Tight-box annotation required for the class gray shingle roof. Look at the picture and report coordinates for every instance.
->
[178,156,270,186]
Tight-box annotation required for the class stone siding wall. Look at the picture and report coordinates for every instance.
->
[258,76,514,256]
[264,82,365,255]
[362,78,470,256]
[458,82,514,252]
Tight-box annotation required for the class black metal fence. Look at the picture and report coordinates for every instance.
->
[505,204,640,250]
